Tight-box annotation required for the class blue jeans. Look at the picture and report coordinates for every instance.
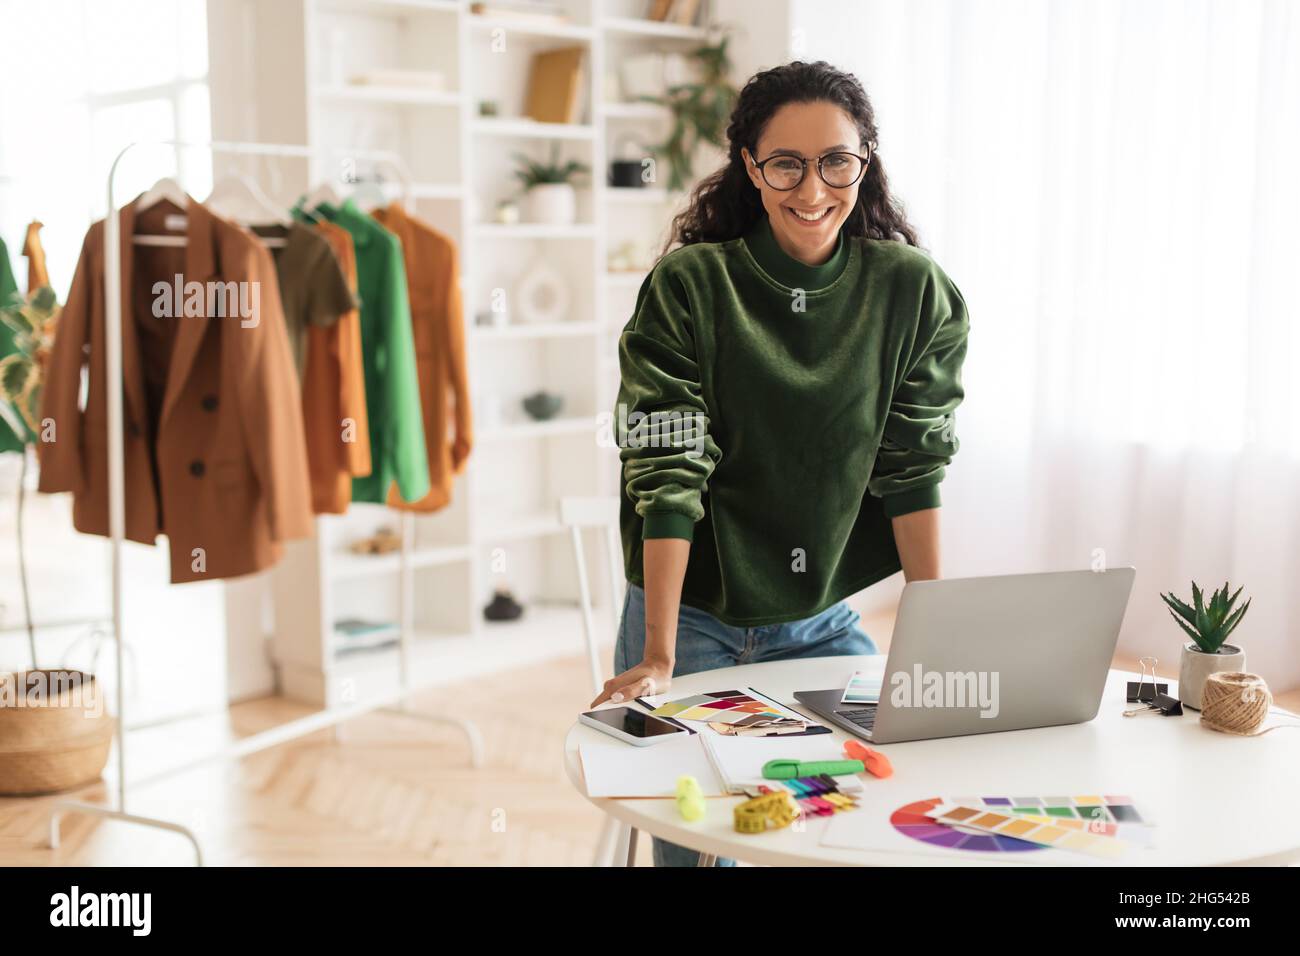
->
[614,583,878,867]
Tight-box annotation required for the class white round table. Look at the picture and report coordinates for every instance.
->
[563,656,1300,866]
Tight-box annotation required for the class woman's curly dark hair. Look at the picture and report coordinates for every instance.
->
[662,60,919,257]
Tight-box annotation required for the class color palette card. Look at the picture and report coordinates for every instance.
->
[924,803,1129,860]
[650,689,789,724]
[644,688,828,736]
[949,795,1156,843]
[841,670,882,704]
[1009,812,1153,846]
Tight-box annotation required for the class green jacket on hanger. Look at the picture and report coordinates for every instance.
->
[293,199,430,504]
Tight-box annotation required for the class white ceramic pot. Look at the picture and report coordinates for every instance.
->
[1178,642,1245,710]
[524,183,576,225]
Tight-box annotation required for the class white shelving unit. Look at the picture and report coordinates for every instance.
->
[243,0,783,707]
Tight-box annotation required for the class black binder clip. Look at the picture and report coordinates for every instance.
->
[1123,657,1183,716]
[1126,656,1169,702]
[1124,692,1183,717]
[1149,692,1183,716]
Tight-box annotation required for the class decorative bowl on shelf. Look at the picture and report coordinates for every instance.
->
[522,391,564,421]
[514,260,569,324]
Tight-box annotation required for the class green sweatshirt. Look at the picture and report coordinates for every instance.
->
[615,214,970,626]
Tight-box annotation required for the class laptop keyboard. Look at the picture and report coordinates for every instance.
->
[835,707,877,731]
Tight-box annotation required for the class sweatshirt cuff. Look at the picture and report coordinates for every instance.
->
[881,483,942,518]
[642,511,695,541]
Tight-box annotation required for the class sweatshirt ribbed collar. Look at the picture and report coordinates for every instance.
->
[742,214,849,290]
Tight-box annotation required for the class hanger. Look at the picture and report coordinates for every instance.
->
[205,173,291,226]
[349,177,388,213]
[136,176,188,212]
[205,172,291,247]
[300,180,343,218]
[133,177,189,247]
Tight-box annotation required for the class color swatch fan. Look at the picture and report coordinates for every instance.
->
[894,795,1152,858]
[822,794,1154,862]
[892,797,1041,853]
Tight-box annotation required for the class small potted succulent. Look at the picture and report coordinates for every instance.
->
[512,143,590,225]
[1160,581,1250,710]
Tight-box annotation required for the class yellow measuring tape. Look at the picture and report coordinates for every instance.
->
[733,791,801,834]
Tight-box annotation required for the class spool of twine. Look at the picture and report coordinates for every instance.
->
[1200,672,1274,735]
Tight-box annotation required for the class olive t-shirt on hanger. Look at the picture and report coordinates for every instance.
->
[249,220,356,378]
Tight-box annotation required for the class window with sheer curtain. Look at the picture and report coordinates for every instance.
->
[0,0,221,683]
[0,0,212,296]
[797,0,1300,686]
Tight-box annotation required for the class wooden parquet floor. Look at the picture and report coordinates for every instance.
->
[0,652,614,866]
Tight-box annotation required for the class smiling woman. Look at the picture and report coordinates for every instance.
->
[600,61,970,868]
[662,60,919,254]
[741,102,876,264]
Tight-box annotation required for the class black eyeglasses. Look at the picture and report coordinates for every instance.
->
[750,143,876,190]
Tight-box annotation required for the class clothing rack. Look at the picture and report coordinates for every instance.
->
[48,139,483,866]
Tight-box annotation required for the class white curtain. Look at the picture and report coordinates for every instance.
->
[795,0,1300,689]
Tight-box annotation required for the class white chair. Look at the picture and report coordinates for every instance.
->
[559,496,638,866]
[559,497,625,695]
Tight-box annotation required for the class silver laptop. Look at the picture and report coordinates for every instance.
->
[794,567,1136,744]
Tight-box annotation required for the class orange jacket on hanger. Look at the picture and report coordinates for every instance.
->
[37,198,314,583]
[371,203,472,512]
[303,220,372,513]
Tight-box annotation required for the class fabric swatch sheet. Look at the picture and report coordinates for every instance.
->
[646,688,815,736]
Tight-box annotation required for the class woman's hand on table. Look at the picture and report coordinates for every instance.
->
[589,658,674,709]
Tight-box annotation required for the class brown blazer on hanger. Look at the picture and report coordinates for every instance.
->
[37,198,314,583]
[371,203,472,513]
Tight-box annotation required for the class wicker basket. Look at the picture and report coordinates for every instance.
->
[0,669,115,796]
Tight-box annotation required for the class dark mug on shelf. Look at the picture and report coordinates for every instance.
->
[608,160,646,189]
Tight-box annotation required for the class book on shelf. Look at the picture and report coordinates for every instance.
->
[524,46,586,124]
[332,618,400,655]
[671,0,703,26]
[646,0,674,22]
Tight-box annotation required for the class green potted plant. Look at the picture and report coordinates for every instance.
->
[635,35,737,192]
[0,285,60,670]
[1160,581,1250,709]
[512,143,590,225]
